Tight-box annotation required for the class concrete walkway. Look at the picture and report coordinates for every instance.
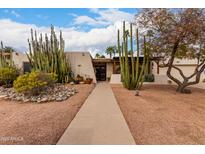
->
[57,82,135,145]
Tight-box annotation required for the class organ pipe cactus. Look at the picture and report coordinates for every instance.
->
[0,41,13,68]
[117,21,150,90]
[27,26,71,83]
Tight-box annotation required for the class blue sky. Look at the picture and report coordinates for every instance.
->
[0,8,138,56]
[0,8,136,27]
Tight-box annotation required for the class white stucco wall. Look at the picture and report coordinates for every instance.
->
[110,74,121,84]
[152,58,205,83]
[66,52,97,83]
[106,62,113,79]
[11,51,97,83]
[12,52,29,71]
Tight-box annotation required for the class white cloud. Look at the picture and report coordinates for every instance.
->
[4,10,21,18]
[0,8,138,58]
[73,15,108,26]
[36,14,49,20]
[0,18,125,57]
[10,10,21,18]
[68,13,78,17]
[93,8,134,23]
[73,8,134,26]
[3,9,9,13]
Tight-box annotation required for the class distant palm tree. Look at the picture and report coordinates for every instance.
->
[100,55,105,58]
[95,53,101,59]
[105,46,116,58]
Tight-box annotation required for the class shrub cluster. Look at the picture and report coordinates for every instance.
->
[144,74,155,82]
[0,67,18,87]
[14,71,57,96]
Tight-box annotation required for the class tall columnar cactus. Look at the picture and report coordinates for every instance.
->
[27,26,71,83]
[117,21,150,90]
[0,41,13,68]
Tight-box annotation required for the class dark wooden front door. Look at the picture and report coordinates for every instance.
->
[95,64,106,81]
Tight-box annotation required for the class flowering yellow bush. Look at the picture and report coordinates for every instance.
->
[14,71,57,96]
[0,67,18,87]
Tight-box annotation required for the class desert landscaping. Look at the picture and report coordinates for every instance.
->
[0,84,94,145]
[1,8,205,145]
[112,84,205,144]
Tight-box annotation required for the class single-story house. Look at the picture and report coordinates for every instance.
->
[10,51,205,84]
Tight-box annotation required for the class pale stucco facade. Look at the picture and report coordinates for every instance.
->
[11,51,205,85]
[12,52,29,73]
[152,58,205,83]
[11,51,97,83]
[66,52,97,83]
[106,62,113,80]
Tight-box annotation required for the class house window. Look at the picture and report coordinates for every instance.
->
[23,62,31,73]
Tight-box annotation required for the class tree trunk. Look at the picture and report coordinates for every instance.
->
[176,82,191,94]
[167,61,205,94]
[166,40,193,94]
[165,37,205,94]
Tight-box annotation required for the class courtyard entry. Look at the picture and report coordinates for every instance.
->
[93,58,113,82]
[94,63,106,81]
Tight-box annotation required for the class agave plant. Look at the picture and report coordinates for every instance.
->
[27,26,71,83]
[117,21,150,90]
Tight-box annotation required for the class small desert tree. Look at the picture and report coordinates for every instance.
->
[137,9,205,93]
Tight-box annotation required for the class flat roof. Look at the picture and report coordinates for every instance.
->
[65,51,90,54]
[92,58,113,63]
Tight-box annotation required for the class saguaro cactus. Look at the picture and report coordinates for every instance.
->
[27,26,71,83]
[117,21,150,90]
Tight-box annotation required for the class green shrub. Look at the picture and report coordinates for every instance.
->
[0,67,18,87]
[14,71,57,96]
[144,74,155,82]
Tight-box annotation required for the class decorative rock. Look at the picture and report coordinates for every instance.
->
[37,98,41,103]
[0,84,77,103]
[16,97,22,101]
[23,98,30,103]
[0,95,7,99]
[135,90,140,96]
[70,82,74,85]
[31,97,37,102]
[62,96,68,101]
[41,97,48,102]
[71,92,75,96]
[56,97,63,102]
